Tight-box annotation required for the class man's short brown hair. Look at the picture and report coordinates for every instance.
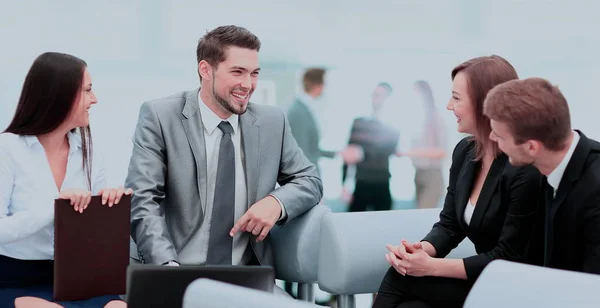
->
[452,55,519,160]
[302,68,326,93]
[196,25,261,80]
[484,77,571,151]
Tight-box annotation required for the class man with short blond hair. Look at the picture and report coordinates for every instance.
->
[484,77,600,274]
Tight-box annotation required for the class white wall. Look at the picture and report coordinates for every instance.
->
[1,0,599,193]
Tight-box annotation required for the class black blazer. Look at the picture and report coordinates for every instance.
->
[422,137,542,281]
[526,131,600,274]
[341,117,400,183]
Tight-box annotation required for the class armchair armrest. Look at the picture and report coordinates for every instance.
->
[270,204,331,283]
[317,209,475,295]
[183,278,321,308]
[464,260,600,308]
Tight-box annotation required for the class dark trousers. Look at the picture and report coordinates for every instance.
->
[349,180,392,212]
[0,254,120,308]
[0,254,53,288]
[372,267,473,308]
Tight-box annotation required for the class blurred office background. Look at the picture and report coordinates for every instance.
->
[1,1,599,305]
[2,1,599,209]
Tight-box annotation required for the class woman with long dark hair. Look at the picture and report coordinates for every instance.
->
[0,52,128,308]
[373,55,543,307]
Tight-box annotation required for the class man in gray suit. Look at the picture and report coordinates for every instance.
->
[125,25,322,279]
[287,68,336,175]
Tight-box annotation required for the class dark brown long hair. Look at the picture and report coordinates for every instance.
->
[451,55,518,161]
[4,52,93,190]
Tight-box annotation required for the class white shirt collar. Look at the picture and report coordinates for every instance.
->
[197,92,239,135]
[547,131,580,191]
[23,130,82,155]
[299,93,317,106]
[298,93,320,115]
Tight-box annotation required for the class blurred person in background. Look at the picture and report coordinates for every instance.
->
[397,80,447,209]
[286,68,339,304]
[342,82,400,212]
[287,68,337,176]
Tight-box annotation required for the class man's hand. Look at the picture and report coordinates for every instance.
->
[341,187,353,204]
[340,144,364,164]
[230,195,282,242]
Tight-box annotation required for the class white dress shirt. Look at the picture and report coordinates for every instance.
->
[464,199,475,226]
[179,94,286,265]
[547,131,580,197]
[0,131,105,260]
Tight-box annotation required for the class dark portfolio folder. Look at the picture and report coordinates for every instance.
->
[53,194,131,301]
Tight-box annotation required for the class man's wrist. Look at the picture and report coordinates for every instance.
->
[268,194,286,221]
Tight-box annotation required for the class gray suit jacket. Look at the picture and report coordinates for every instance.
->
[126,89,323,266]
[287,99,335,173]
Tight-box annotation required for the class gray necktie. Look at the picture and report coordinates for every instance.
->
[206,121,235,265]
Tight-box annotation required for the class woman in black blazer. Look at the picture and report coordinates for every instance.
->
[372,55,543,308]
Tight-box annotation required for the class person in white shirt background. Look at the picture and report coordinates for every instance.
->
[287,68,338,177]
[0,52,130,308]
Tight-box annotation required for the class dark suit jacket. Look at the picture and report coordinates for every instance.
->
[341,117,400,183]
[526,131,600,274]
[287,99,335,174]
[422,137,542,281]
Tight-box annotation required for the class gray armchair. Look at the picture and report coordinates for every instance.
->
[270,203,330,301]
[317,209,476,308]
